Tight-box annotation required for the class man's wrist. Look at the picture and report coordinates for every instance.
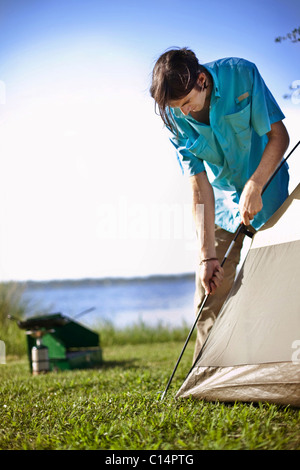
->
[199,250,217,263]
[200,257,218,265]
[246,177,264,193]
[199,249,217,259]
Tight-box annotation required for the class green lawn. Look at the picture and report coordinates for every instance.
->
[0,282,299,451]
[0,340,299,450]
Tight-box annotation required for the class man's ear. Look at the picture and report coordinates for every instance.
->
[196,72,206,88]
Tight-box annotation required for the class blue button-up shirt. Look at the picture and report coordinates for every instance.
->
[169,57,289,232]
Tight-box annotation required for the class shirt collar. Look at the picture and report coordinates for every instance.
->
[202,63,221,98]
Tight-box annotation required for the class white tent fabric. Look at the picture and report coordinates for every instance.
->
[176,184,300,407]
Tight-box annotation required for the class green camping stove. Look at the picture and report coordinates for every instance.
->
[11,312,103,374]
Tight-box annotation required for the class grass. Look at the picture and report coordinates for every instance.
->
[1,342,300,450]
[0,282,299,451]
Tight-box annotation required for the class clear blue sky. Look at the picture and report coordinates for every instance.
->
[0,0,299,281]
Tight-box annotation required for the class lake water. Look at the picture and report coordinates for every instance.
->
[21,274,196,330]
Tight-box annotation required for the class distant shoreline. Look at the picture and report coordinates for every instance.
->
[5,272,196,290]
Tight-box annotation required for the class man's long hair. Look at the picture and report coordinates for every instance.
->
[150,47,204,134]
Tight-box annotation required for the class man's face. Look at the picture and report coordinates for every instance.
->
[168,73,207,116]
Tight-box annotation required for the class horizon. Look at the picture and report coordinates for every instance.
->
[8,271,197,286]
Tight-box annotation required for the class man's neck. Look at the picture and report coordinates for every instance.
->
[190,74,212,124]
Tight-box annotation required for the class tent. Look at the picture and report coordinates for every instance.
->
[176,184,300,407]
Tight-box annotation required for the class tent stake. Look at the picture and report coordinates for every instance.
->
[160,139,300,401]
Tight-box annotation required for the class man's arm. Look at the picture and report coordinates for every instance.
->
[239,120,290,226]
[190,171,224,295]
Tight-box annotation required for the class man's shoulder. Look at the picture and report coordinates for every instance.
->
[204,57,257,72]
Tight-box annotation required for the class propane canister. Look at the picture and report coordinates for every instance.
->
[31,342,50,375]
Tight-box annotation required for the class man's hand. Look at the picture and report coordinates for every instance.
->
[239,121,289,226]
[199,259,224,295]
[239,180,263,226]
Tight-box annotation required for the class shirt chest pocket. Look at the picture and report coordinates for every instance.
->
[224,103,251,150]
[224,102,251,134]
[185,134,223,166]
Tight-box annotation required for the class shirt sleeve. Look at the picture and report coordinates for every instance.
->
[250,63,285,137]
[169,133,206,176]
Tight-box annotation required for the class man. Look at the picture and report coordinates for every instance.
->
[150,48,290,360]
